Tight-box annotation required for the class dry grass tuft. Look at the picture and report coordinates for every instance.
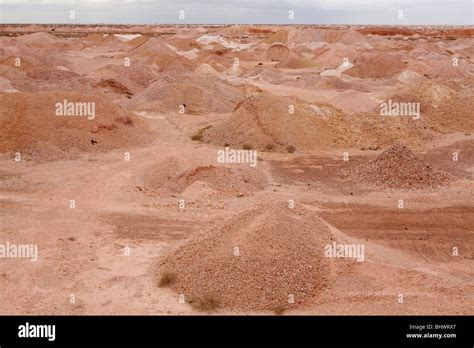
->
[188,293,220,312]
[158,271,177,287]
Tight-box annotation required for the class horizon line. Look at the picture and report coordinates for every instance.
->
[1,23,473,27]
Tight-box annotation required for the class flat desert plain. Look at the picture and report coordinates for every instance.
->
[0,24,473,314]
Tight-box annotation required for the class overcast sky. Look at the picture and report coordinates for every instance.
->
[1,0,473,25]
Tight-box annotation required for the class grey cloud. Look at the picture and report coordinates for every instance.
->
[0,0,472,24]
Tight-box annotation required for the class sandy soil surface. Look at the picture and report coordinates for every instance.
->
[0,24,473,315]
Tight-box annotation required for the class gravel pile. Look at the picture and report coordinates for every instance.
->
[158,204,331,312]
[347,144,451,189]
[126,71,242,114]
[144,162,266,197]
[0,91,153,161]
[345,52,406,78]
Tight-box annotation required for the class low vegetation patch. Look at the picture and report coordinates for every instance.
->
[188,293,220,312]
[190,125,212,142]
[158,271,176,287]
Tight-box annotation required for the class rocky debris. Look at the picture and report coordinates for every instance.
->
[158,204,332,312]
[345,144,451,189]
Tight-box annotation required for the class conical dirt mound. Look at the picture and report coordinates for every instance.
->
[345,52,406,78]
[127,72,242,114]
[202,93,344,151]
[158,204,332,312]
[144,162,267,197]
[266,43,290,61]
[0,92,153,161]
[347,144,451,189]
